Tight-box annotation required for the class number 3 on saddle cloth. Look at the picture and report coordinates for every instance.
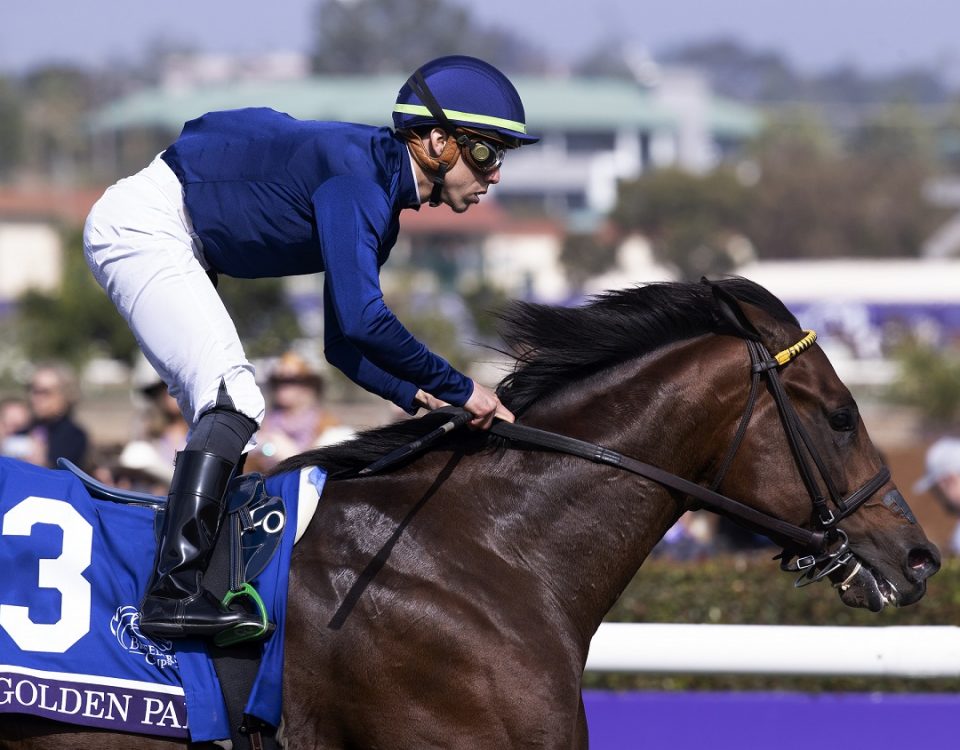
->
[0,456,325,744]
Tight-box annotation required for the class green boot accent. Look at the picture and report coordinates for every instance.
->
[214,583,275,647]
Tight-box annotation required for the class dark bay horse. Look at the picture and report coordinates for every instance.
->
[1,278,940,749]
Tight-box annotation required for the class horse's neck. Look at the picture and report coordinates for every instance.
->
[297,338,737,653]
[486,339,726,640]
[487,449,680,639]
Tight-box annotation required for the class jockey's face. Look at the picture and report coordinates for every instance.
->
[442,154,500,213]
[430,131,501,213]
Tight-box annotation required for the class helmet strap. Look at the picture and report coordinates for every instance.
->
[404,131,461,207]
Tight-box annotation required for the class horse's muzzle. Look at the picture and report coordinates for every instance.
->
[905,544,940,585]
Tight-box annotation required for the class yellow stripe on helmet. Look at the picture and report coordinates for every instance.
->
[393,103,528,135]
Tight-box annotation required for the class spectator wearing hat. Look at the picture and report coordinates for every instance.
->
[114,376,191,493]
[915,436,960,555]
[111,441,180,495]
[246,352,354,473]
[131,363,190,481]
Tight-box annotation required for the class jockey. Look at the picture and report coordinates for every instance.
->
[83,55,538,643]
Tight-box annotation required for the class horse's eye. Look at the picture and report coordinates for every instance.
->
[829,409,856,432]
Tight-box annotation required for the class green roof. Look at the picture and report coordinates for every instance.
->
[708,97,764,138]
[88,75,401,132]
[513,76,675,131]
[88,74,759,138]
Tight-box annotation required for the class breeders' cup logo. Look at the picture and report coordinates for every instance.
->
[110,606,177,669]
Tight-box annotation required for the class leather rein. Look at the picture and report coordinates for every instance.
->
[361,331,890,585]
[488,331,890,583]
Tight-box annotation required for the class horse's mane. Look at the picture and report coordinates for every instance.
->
[496,276,797,415]
[269,277,797,478]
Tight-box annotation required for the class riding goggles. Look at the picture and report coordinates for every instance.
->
[455,130,506,173]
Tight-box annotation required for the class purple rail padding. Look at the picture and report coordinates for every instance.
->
[583,690,958,749]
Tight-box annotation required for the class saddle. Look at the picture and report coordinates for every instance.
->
[57,458,287,749]
[58,458,286,609]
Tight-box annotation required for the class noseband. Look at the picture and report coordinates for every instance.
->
[489,330,890,585]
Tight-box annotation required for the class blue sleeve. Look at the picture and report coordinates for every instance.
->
[313,175,474,408]
[323,280,419,414]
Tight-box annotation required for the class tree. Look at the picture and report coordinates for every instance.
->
[661,36,952,107]
[611,168,752,280]
[381,272,473,372]
[216,277,304,359]
[886,341,960,427]
[846,104,937,164]
[16,231,303,368]
[659,37,802,103]
[16,230,138,367]
[0,76,23,178]
[310,0,545,75]
[461,281,510,341]
[559,232,619,290]
[745,111,946,259]
[19,66,93,181]
[937,102,960,172]
[611,102,945,274]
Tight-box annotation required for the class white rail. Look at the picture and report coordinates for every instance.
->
[586,623,960,678]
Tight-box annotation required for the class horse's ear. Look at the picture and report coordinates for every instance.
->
[703,277,761,341]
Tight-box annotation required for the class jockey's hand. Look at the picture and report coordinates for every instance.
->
[464,381,514,430]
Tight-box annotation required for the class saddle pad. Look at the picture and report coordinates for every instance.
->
[0,457,326,742]
[244,465,326,727]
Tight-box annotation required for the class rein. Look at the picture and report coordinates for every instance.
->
[490,419,825,551]
[493,332,889,564]
[360,331,891,578]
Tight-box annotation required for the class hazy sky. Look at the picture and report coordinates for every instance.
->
[3,0,959,80]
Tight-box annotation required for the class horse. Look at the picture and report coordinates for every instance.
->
[0,277,940,749]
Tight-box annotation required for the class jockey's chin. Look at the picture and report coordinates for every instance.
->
[437,158,494,213]
[441,188,483,213]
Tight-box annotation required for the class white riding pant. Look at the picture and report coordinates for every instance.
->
[83,154,265,438]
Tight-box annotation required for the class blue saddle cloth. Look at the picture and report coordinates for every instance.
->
[0,457,319,742]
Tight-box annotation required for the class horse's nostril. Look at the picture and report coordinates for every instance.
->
[906,547,940,582]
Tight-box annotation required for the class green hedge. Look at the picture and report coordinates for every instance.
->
[586,554,960,692]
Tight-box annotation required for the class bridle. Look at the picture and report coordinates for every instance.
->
[488,330,890,588]
[709,332,889,586]
[360,330,892,589]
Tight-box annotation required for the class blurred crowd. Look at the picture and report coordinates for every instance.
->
[1,363,89,470]
[0,351,355,496]
[914,436,960,556]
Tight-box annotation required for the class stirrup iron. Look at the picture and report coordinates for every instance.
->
[214,583,274,647]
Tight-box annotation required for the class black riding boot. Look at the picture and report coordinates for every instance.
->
[139,449,261,640]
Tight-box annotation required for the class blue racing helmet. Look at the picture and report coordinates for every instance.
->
[393,55,538,146]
